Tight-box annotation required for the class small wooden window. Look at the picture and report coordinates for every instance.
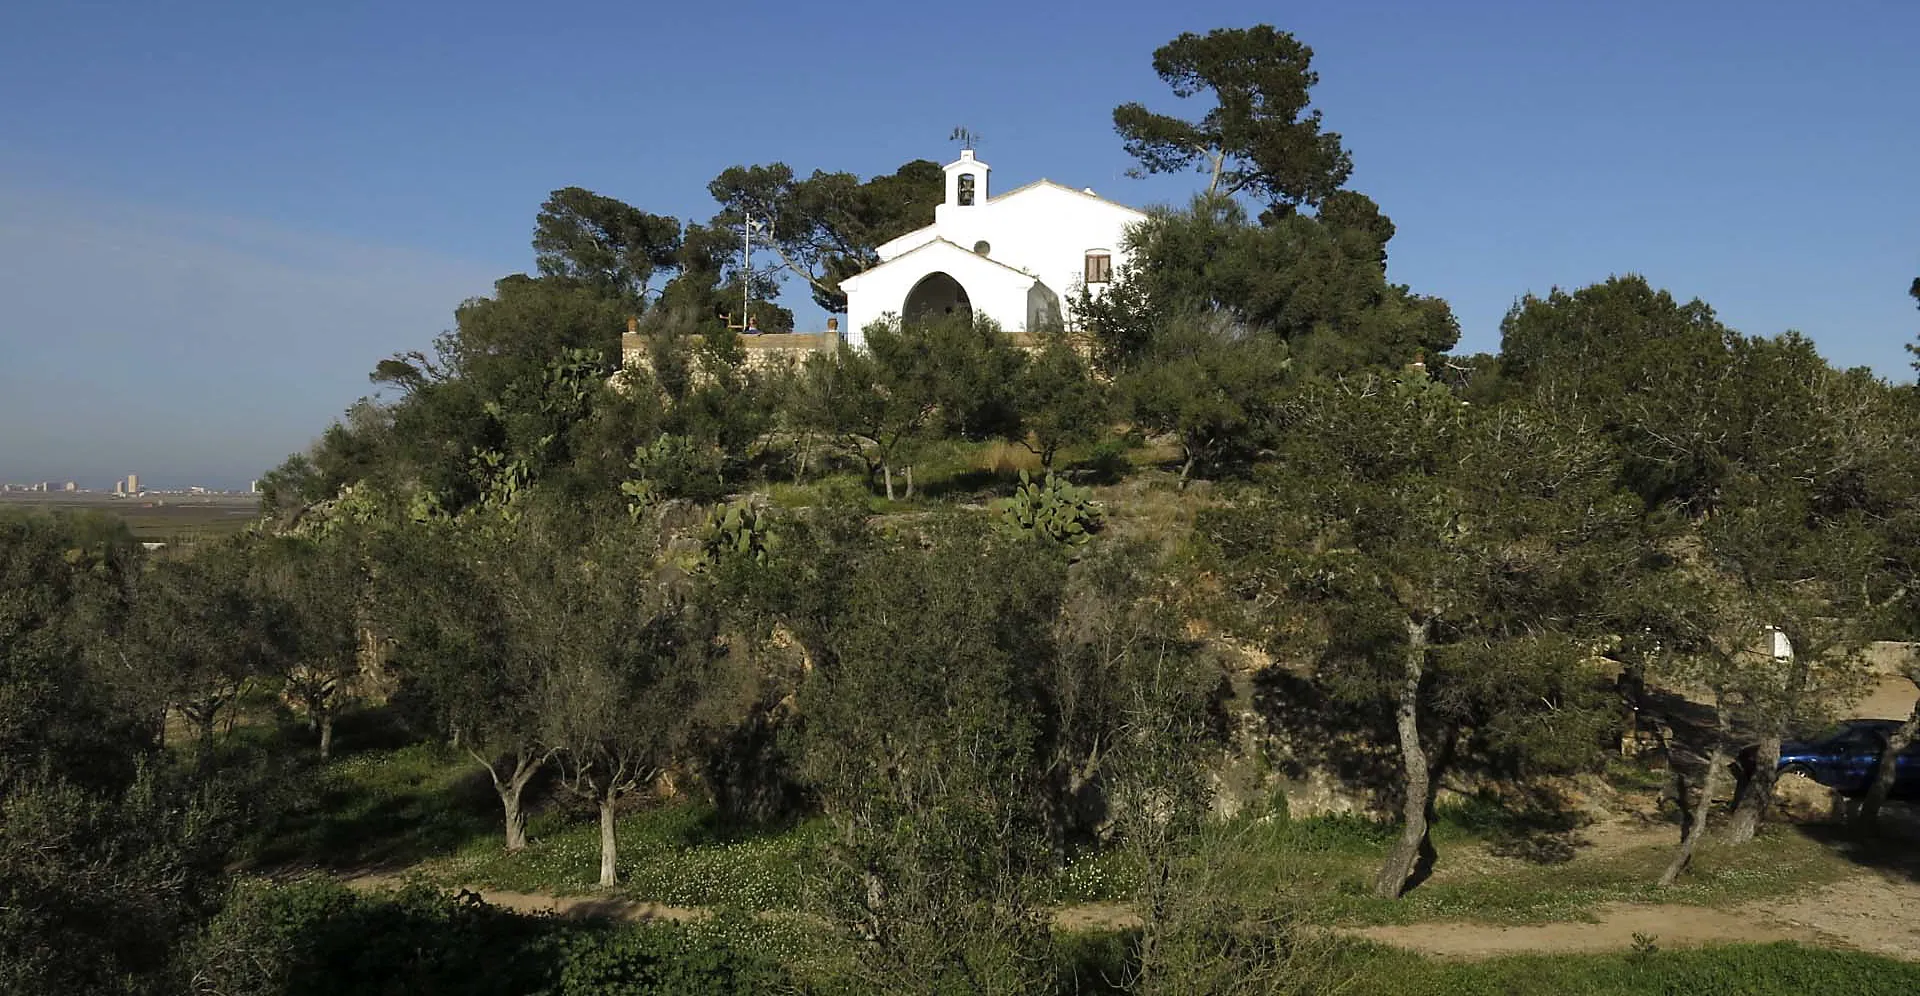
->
[1084,252,1112,285]
[957,174,976,206]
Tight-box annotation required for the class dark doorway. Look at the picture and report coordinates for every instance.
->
[903,271,971,326]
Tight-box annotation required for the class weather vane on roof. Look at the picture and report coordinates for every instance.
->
[949,126,981,152]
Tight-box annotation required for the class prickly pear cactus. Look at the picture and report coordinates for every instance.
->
[992,470,1102,546]
[621,434,724,517]
[701,499,780,566]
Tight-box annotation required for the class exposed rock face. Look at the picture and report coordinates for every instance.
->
[1204,638,1632,826]
[1210,649,1391,821]
[700,626,812,825]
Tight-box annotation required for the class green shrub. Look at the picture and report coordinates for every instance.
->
[1076,438,1133,484]
[189,882,798,996]
[1338,942,1920,996]
[187,880,560,996]
[559,920,785,996]
[622,434,725,510]
[0,763,243,995]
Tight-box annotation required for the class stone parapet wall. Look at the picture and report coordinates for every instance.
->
[620,331,839,375]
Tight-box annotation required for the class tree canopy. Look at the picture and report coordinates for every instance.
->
[708,159,942,312]
[532,186,683,310]
[1114,25,1353,210]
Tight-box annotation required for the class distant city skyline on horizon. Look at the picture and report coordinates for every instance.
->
[0,473,256,494]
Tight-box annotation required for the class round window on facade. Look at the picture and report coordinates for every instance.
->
[973,240,991,256]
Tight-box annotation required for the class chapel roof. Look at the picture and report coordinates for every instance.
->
[839,236,1040,290]
[872,177,1146,262]
[986,178,1148,216]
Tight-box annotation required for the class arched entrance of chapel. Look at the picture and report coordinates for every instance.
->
[902,271,972,326]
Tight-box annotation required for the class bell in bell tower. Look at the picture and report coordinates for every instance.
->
[942,148,990,210]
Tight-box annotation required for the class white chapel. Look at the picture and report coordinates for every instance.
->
[838,149,1147,348]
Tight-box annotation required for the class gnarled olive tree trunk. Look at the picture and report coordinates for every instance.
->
[598,789,620,887]
[471,747,549,852]
[1725,734,1780,843]
[1375,617,1434,899]
[1662,696,1730,887]
[1728,640,1817,844]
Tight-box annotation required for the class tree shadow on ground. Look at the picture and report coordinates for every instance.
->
[241,713,519,873]
[1248,667,1608,880]
[254,767,507,873]
[1789,805,1920,883]
[1060,442,1133,486]
[913,465,1024,502]
[327,705,429,756]
[1437,785,1587,865]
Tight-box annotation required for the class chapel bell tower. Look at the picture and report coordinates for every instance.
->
[942,149,990,211]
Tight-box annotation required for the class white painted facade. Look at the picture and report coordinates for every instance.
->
[838,150,1147,348]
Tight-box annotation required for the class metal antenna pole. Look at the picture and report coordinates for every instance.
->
[742,211,751,332]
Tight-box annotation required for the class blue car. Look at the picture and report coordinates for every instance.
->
[1776,719,1920,799]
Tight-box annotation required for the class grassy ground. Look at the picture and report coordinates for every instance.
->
[255,737,1859,929]
[1053,935,1920,995]
[1328,942,1920,996]
[1185,811,1854,927]
[253,738,1920,993]
[247,741,499,870]
[429,803,824,909]
[114,504,259,543]
[244,733,819,909]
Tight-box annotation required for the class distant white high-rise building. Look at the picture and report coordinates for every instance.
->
[126,473,139,494]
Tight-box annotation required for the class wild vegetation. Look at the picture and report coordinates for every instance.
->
[6,23,1920,995]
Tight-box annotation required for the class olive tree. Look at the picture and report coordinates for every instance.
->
[536,515,721,888]
[798,517,1065,994]
[254,533,366,761]
[792,314,1021,499]
[125,539,267,747]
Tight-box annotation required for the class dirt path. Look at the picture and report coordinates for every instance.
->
[1349,874,1920,962]
[1748,875,1920,962]
[1347,903,1810,958]
[1051,901,1142,931]
[341,872,704,922]
[338,841,1920,961]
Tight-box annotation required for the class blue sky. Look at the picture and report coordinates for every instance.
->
[2,1,1916,488]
